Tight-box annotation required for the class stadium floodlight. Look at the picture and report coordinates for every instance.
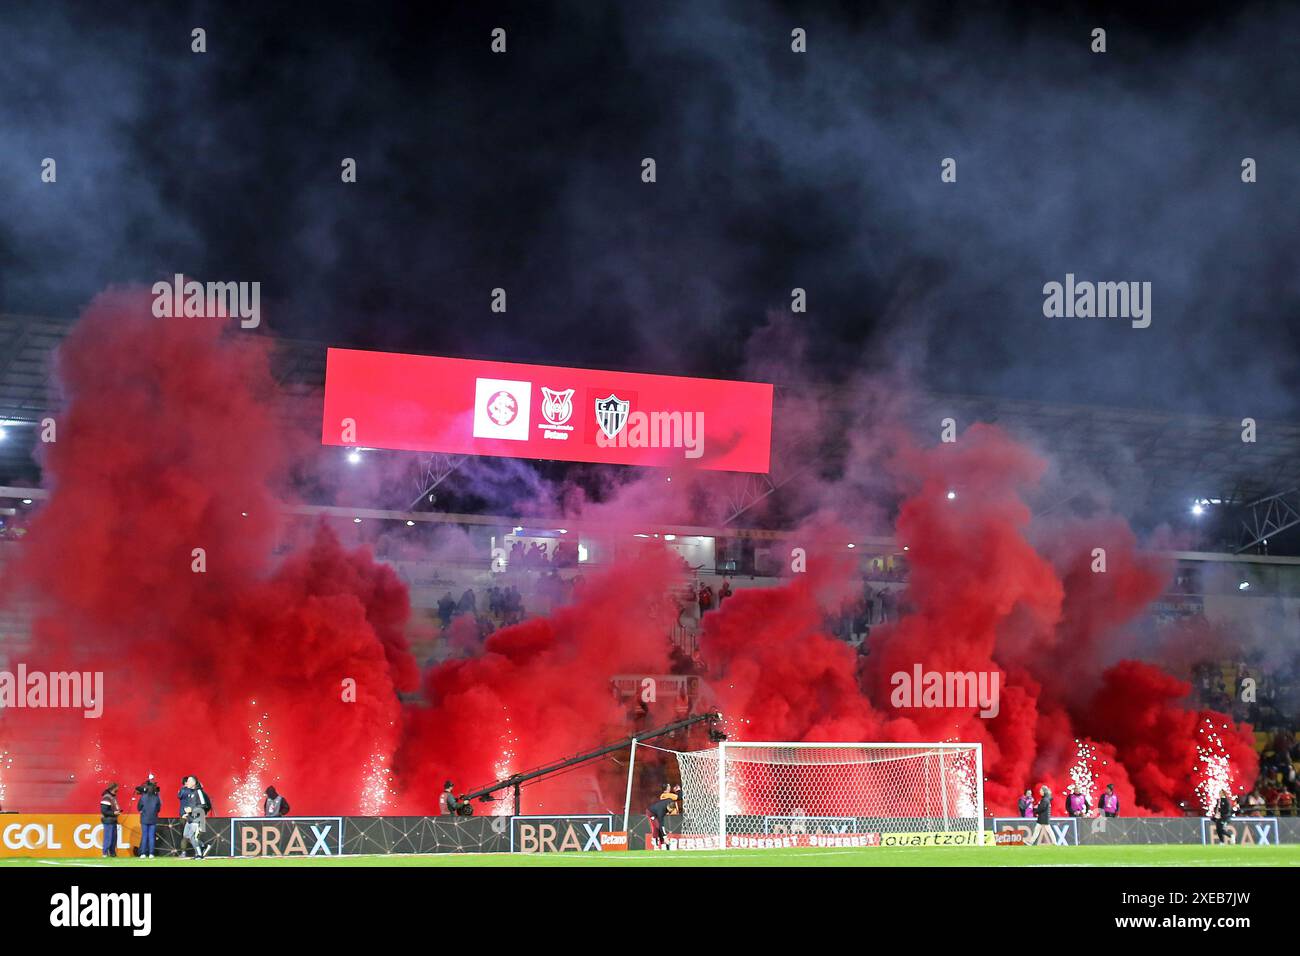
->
[353,517,362,524]
[663,534,675,540]
[946,490,956,500]
[346,449,362,464]
[847,543,856,549]
[1238,581,1250,591]
[1191,502,1204,516]
[406,520,415,527]
[639,742,984,849]
[22,499,33,506]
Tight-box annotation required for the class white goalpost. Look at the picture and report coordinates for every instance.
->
[637,741,985,849]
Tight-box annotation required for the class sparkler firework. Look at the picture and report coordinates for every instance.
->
[1192,718,1238,815]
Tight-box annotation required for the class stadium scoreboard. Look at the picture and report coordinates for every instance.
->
[322,348,774,473]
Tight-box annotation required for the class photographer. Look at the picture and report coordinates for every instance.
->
[99,782,121,858]
[135,774,161,859]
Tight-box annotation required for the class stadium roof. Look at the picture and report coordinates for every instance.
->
[2,312,1298,517]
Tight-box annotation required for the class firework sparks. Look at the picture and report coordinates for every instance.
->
[360,748,396,815]
[1193,718,1237,814]
[491,704,518,816]
[1068,739,1102,812]
[229,703,274,816]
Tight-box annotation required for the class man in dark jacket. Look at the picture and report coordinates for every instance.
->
[135,775,162,859]
[99,783,121,857]
[263,786,290,817]
[1035,785,1053,825]
[178,775,212,859]
[1212,789,1234,844]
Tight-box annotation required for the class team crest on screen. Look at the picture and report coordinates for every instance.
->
[595,394,630,439]
[540,388,574,426]
[486,390,519,426]
[472,377,532,441]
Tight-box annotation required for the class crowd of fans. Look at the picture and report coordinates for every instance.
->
[1240,731,1300,816]
[829,582,903,643]
[508,538,579,568]
[432,569,588,645]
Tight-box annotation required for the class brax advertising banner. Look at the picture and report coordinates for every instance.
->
[229,817,345,857]
[322,348,774,473]
[510,814,615,852]
[1200,817,1280,846]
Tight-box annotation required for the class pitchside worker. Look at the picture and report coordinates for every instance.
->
[647,785,680,849]
[263,785,290,817]
[1065,785,1089,818]
[1100,783,1120,817]
[1017,788,1034,817]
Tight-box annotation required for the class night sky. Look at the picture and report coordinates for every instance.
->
[3,0,1298,419]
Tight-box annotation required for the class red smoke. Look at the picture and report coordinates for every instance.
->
[700,425,1257,814]
[4,289,417,814]
[394,549,680,813]
[0,290,1256,819]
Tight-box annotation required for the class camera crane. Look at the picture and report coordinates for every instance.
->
[456,711,723,815]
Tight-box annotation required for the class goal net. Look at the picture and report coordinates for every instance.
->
[664,742,984,848]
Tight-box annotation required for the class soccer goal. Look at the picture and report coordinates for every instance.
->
[640,741,984,848]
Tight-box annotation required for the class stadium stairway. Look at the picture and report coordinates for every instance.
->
[0,547,79,811]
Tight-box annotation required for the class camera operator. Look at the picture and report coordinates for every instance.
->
[134,773,161,859]
[439,779,473,816]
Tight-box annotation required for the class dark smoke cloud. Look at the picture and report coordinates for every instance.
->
[2,1,1296,419]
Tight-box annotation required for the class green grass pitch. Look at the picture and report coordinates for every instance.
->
[4,844,1298,867]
